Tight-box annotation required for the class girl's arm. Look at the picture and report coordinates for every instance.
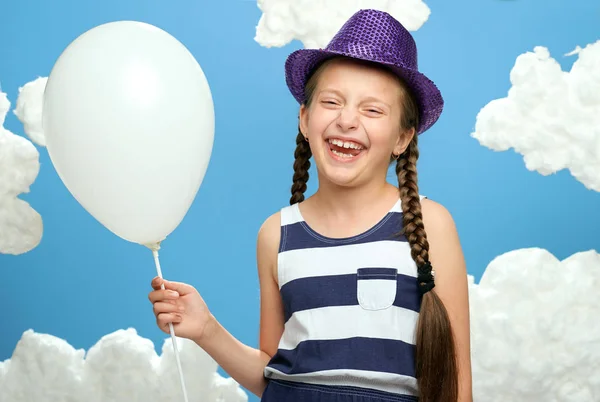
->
[192,212,284,398]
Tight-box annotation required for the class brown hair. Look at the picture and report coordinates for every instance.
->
[289,57,459,401]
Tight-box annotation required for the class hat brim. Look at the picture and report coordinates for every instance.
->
[284,48,444,135]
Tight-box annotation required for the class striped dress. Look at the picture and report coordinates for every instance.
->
[262,197,424,402]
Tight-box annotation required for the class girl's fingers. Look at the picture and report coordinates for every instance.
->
[153,301,183,316]
[151,277,193,295]
[151,276,164,290]
[148,289,180,303]
[156,312,182,328]
[162,280,194,295]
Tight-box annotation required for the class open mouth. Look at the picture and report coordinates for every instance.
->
[327,138,365,161]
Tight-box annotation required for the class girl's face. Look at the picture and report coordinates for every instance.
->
[299,59,414,189]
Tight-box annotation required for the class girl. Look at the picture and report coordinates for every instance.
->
[148,9,472,402]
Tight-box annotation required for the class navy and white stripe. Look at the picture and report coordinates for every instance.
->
[264,197,425,398]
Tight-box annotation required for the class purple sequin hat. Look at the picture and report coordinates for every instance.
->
[284,9,443,135]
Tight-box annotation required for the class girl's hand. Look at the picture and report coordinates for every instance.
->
[148,277,212,341]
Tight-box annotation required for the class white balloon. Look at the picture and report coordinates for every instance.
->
[43,21,214,246]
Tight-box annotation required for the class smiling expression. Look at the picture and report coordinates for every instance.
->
[299,58,415,188]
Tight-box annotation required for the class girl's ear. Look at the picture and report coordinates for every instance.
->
[299,104,309,138]
[394,128,415,156]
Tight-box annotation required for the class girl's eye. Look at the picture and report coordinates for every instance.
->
[368,109,382,114]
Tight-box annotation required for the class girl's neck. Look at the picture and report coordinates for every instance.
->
[309,177,398,221]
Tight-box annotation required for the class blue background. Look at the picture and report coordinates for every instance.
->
[1,0,598,400]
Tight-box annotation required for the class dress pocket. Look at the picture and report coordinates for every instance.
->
[356,267,398,310]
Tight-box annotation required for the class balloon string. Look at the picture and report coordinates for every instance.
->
[150,244,189,402]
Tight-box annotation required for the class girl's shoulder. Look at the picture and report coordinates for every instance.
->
[257,210,282,251]
[420,198,456,232]
[256,210,282,283]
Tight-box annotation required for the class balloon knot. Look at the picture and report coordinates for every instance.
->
[144,242,161,252]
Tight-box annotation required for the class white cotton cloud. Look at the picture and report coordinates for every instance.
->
[255,0,431,49]
[472,40,600,192]
[0,90,9,126]
[14,76,48,147]
[0,328,248,402]
[469,248,600,401]
[0,89,43,255]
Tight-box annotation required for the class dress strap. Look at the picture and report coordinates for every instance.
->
[280,203,304,227]
[393,194,427,212]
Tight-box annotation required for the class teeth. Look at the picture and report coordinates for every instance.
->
[328,138,364,150]
[332,149,354,158]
